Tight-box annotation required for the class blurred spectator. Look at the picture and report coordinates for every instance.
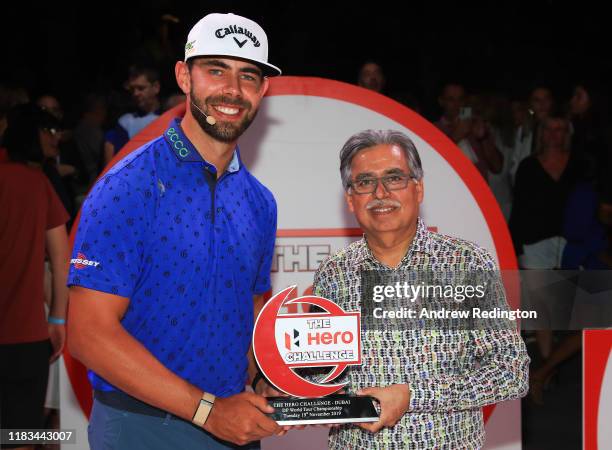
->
[5,104,77,226]
[122,66,161,133]
[487,96,529,219]
[436,82,466,136]
[568,82,611,193]
[357,61,386,93]
[37,94,64,121]
[1,104,70,439]
[73,93,108,186]
[103,65,161,166]
[509,114,581,268]
[510,114,586,398]
[561,181,608,269]
[0,84,30,162]
[435,83,503,181]
[508,86,555,184]
[568,81,612,270]
[36,93,87,200]
[527,154,608,406]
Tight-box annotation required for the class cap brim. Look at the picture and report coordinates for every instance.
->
[186,54,281,77]
[258,62,282,77]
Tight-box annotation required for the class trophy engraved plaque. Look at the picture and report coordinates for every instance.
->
[253,286,379,425]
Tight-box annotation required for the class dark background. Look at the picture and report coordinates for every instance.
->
[1,0,609,119]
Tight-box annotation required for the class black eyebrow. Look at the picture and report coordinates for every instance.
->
[200,59,231,69]
[383,168,408,175]
[198,59,262,78]
[355,168,406,180]
[354,172,376,180]
[240,66,263,78]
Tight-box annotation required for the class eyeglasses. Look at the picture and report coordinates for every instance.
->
[349,173,416,195]
[41,127,63,136]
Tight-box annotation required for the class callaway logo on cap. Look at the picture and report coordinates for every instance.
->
[184,13,281,76]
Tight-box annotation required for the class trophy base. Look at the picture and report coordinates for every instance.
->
[266,395,379,425]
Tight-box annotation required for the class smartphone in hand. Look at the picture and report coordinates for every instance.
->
[459,106,472,120]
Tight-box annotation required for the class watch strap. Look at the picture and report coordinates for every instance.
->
[192,392,216,427]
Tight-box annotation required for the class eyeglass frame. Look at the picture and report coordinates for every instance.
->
[348,171,419,195]
[40,127,63,136]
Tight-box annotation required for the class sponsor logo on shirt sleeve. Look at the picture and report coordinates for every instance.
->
[70,253,101,269]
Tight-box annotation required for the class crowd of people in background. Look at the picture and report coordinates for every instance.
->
[3,62,610,267]
[1,56,610,447]
[0,65,186,227]
[356,61,612,271]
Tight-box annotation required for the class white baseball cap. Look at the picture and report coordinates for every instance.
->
[184,13,281,76]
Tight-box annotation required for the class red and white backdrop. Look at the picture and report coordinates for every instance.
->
[60,77,608,449]
[584,330,612,450]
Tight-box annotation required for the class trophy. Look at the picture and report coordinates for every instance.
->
[253,286,379,425]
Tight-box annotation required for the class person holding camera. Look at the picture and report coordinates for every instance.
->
[435,82,503,181]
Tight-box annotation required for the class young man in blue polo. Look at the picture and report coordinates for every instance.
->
[68,13,283,449]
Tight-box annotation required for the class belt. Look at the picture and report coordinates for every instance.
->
[94,390,178,420]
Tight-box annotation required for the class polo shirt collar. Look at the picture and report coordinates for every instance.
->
[164,118,241,173]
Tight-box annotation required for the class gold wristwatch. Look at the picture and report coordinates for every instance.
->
[192,392,216,427]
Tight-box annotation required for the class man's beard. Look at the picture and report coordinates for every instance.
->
[190,89,257,143]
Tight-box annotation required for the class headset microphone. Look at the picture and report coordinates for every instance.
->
[192,101,217,125]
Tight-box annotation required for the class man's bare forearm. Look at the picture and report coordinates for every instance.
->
[46,225,70,319]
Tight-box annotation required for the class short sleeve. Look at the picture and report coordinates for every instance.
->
[253,198,277,295]
[67,174,151,297]
[43,175,69,230]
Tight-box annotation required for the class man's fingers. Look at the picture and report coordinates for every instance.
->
[49,350,61,363]
[262,386,286,397]
[356,387,375,396]
[247,395,281,435]
[254,415,282,436]
[49,338,64,363]
[357,387,382,404]
[358,423,372,432]
[359,422,382,433]
[246,392,275,414]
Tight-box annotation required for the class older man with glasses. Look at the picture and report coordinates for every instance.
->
[313,129,530,449]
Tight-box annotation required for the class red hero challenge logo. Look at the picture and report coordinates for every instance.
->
[253,286,361,398]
